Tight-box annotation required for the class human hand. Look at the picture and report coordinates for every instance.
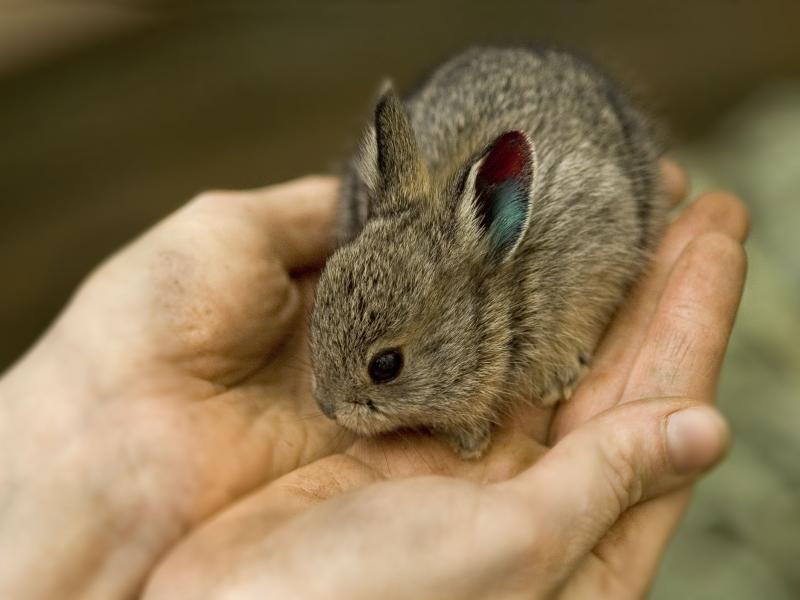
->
[0,161,748,600]
[0,177,348,599]
[142,163,750,599]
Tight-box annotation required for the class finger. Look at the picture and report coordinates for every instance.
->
[659,157,689,206]
[499,398,730,593]
[236,175,339,271]
[552,192,749,440]
[593,192,748,389]
[572,232,746,594]
[619,232,747,403]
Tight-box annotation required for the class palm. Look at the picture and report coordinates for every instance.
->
[64,185,350,529]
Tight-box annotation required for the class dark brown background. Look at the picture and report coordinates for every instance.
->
[2,0,800,369]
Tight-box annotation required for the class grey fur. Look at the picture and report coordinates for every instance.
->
[310,47,668,458]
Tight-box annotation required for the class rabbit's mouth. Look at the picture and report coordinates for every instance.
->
[335,399,397,435]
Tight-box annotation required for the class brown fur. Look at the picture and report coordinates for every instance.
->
[310,47,668,458]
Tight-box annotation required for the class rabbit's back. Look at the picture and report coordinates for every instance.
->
[408,47,658,214]
[407,47,666,403]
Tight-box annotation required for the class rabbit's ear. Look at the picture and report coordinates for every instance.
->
[457,131,536,262]
[371,83,427,204]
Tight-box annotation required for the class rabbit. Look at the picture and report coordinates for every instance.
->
[309,46,668,459]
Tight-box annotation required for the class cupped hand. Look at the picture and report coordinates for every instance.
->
[0,161,748,600]
[141,162,749,599]
[0,177,347,599]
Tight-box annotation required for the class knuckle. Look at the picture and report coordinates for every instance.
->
[294,174,338,188]
[695,189,742,211]
[681,232,748,292]
[190,189,245,210]
[689,231,746,263]
[659,157,688,198]
[254,175,338,206]
[694,191,751,240]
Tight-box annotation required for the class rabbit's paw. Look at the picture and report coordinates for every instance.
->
[539,352,592,406]
[443,423,492,460]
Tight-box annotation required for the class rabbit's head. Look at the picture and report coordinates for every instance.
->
[310,87,537,436]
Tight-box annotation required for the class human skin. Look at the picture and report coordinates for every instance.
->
[0,161,748,599]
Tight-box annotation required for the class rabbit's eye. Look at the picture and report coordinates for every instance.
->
[368,349,403,383]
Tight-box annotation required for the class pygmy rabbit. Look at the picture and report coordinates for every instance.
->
[309,47,668,458]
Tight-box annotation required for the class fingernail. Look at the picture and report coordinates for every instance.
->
[667,405,730,474]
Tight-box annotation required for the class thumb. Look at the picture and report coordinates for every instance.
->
[497,398,729,574]
[239,175,339,272]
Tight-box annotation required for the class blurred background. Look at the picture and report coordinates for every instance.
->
[1,1,798,597]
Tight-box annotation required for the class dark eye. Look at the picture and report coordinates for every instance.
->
[368,349,403,384]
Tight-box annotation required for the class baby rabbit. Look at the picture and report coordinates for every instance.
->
[309,47,667,458]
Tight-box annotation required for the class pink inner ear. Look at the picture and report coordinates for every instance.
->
[476,131,531,187]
